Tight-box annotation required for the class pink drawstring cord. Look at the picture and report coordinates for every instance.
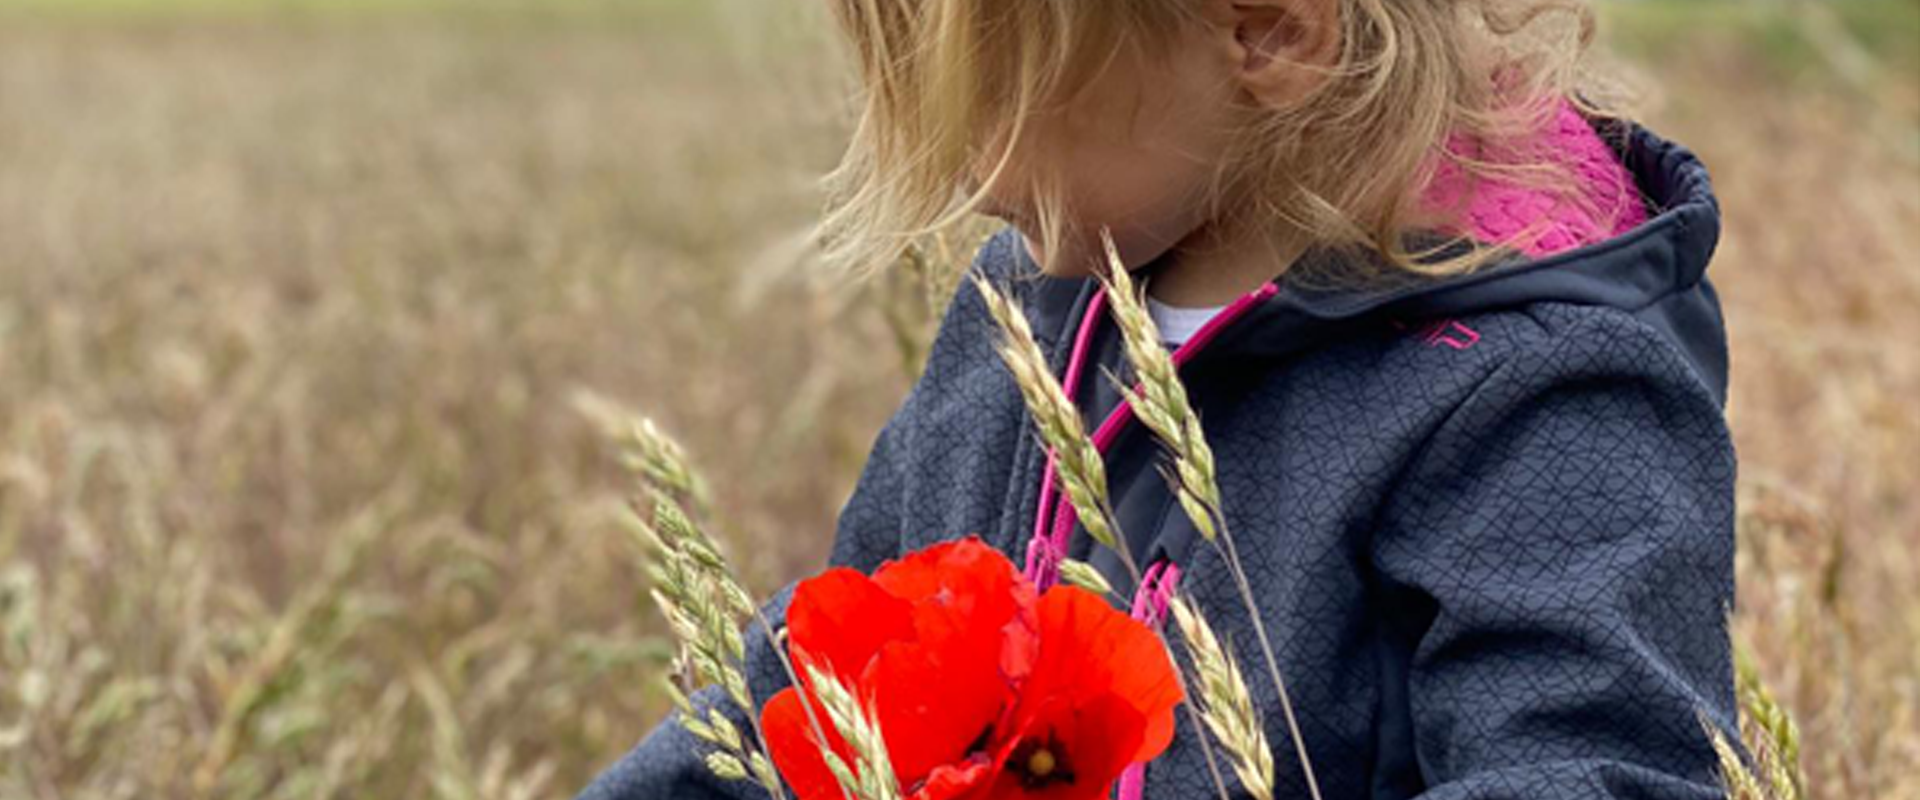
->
[1024,282,1279,591]
[1116,562,1182,800]
[1024,290,1110,587]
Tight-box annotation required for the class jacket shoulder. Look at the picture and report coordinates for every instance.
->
[1499,302,1720,401]
[1397,301,1725,408]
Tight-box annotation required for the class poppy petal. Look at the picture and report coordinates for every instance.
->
[863,637,1009,782]
[907,755,996,800]
[1001,587,1185,783]
[863,541,1030,781]
[874,540,1036,644]
[1042,587,1183,760]
[777,540,1042,795]
[786,568,915,681]
[760,688,854,800]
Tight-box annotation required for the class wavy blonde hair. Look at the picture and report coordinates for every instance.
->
[819,0,1621,279]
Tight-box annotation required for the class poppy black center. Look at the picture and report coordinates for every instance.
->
[1012,738,1076,789]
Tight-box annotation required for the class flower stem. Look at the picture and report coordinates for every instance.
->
[1211,523,1323,800]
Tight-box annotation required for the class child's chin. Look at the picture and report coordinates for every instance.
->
[996,218,1163,279]
[1016,232,1091,278]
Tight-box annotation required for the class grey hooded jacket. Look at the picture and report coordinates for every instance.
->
[580,123,1739,800]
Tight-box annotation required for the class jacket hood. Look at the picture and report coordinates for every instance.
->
[1013,123,1728,404]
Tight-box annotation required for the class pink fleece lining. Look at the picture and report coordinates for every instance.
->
[1422,100,1647,257]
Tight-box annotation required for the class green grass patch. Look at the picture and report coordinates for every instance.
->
[1604,0,1919,82]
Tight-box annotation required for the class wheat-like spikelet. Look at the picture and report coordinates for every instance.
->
[1057,558,1117,598]
[1095,235,1223,541]
[1170,597,1276,800]
[1699,630,1808,800]
[574,389,710,506]
[1734,641,1805,799]
[638,502,754,710]
[974,273,1125,558]
[630,500,790,798]
[801,662,902,800]
[662,676,783,790]
[1094,230,1325,800]
[1710,721,1770,800]
[586,402,798,800]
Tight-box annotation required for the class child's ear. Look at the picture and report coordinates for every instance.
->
[1213,0,1341,110]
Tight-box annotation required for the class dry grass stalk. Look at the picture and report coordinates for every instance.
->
[1057,558,1117,598]
[874,228,984,379]
[190,496,389,793]
[1170,597,1277,800]
[638,503,754,717]
[668,683,776,788]
[973,274,1129,565]
[800,661,902,800]
[1095,235,1224,542]
[1707,639,1807,800]
[1096,231,1325,800]
[597,407,797,800]
[608,405,877,800]
[575,391,711,509]
[1712,724,1772,800]
[631,493,788,798]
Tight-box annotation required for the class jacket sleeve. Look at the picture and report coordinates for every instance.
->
[1373,310,1741,799]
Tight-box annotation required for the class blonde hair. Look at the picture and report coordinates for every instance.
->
[819,0,1620,279]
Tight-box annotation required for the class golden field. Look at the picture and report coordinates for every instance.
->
[0,1,1914,798]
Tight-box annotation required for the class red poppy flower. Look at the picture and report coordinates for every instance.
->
[761,538,1038,800]
[982,586,1185,800]
[758,540,1182,800]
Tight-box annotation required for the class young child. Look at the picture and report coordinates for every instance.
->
[586,1,1738,798]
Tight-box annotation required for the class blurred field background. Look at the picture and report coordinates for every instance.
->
[0,0,1914,798]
